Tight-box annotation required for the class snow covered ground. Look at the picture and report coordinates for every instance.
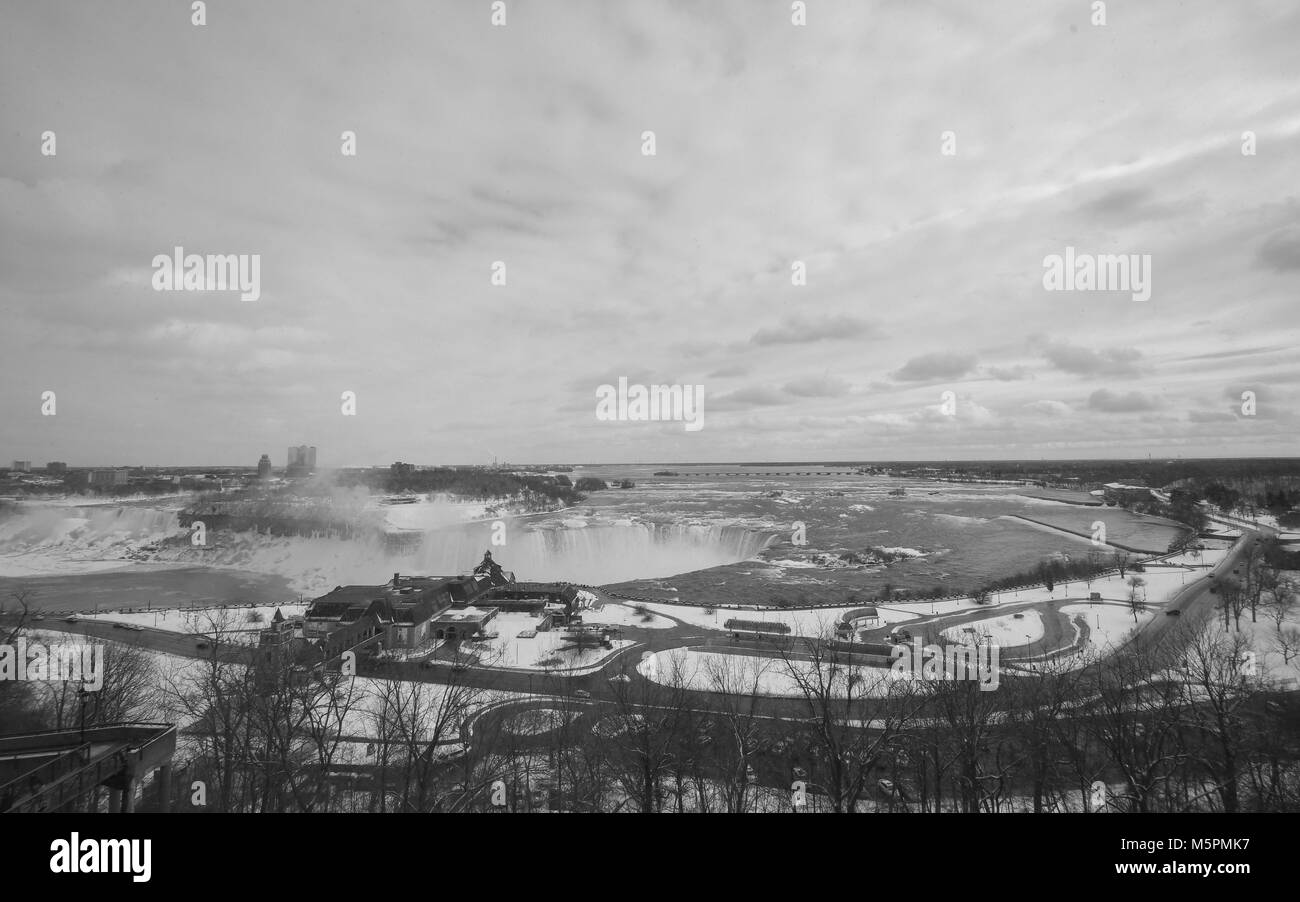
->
[579,602,675,630]
[1060,603,1152,655]
[943,610,1044,647]
[464,610,633,672]
[636,646,977,698]
[80,604,306,638]
[1201,577,1300,689]
[640,601,923,637]
[635,541,1235,643]
[373,493,494,531]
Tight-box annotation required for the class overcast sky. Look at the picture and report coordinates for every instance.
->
[2,0,1298,466]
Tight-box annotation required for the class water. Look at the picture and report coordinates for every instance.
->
[0,468,1188,607]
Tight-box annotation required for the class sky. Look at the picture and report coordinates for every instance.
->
[1,0,1298,467]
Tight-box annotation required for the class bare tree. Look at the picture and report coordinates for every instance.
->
[1177,620,1257,812]
[1084,644,1187,812]
[1127,576,1147,623]
[1112,549,1131,579]
[779,624,924,812]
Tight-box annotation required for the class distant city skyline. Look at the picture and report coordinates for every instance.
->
[2,1,1298,464]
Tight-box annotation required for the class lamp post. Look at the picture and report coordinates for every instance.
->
[78,681,89,746]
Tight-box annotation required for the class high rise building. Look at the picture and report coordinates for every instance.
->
[257,454,272,479]
[11,461,31,472]
[89,469,129,487]
[286,445,317,477]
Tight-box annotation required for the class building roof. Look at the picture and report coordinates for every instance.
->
[432,605,497,625]
[724,619,791,634]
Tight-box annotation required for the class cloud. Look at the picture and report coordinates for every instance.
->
[750,315,876,346]
[1041,340,1142,377]
[1257,226,1300,272]
[1023,399,1071,417]
[892,352,978,382]
[985,364,1032,381]
[1087,389,1160,412]
[1187,410,1236,423]
[1075,187,1205,223]
[710,385,788,410]
[782,374,851,397]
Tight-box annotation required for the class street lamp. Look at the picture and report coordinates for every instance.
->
[78,681,89,746]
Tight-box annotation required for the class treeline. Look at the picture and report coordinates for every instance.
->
[4,591,1299,813]
[574,477,635,492]
[338,467,584,506]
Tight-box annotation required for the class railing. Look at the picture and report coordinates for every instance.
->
[0,723,177,814]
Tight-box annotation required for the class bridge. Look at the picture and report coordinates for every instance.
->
[0,722,177,813]
[690,471,862,477]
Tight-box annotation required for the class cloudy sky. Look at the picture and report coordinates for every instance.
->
[2,0,1298,466]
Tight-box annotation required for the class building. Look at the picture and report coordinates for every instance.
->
[430,605,498,642]
[724,619,792,641]
[301,589,395,661]
[835,606,881,640]
[89,469,129,487]
[45,462,68,474]
[300,554,518,655]
[258,608,297,648]
[257,454,272,479]
[11,461,30,472]
[286,445,317,477]
[483,581,580,624]
[1102,482,1155,504]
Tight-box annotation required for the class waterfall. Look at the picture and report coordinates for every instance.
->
[406,521,774,584]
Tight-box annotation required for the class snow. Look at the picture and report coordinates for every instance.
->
[943,610,1044,647]
[640,601,922,637]
[1199,579,1300,689]
[463,611,633,672]
[1060,603,1151,655]
[579,602,675,630]
[636,647,930,699]
[375,494,493,531]
[80,604,306,639]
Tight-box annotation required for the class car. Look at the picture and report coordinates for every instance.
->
[31,614,45,622]
[63,615,79,623]
[792,766,808,780]
[195,640,209,649]
[574,689,592,699]
[112,622,127,629]
[432,743,467,762]
[128,625,145,632]
[1166,609,1181,617]
[745,765,756,780]
[419,659,438,669]
[878,778,896,795]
